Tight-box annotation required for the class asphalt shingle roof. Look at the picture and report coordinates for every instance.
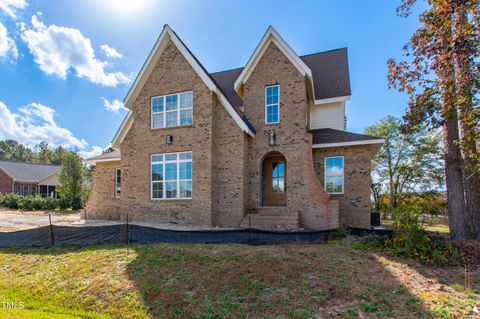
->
[84,150,121,162]
[311,128,383,145]
[210,48,351,109]
[0,160,60,183]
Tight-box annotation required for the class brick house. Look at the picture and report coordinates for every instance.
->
[84,25,384,230]
[0,160,60,197]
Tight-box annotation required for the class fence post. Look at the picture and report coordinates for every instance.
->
[248,215,252,245]
[126,214,129,255]
[48,213,55,246]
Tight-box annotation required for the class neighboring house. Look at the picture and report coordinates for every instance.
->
[0,160,60,197]
[85,25,384,230]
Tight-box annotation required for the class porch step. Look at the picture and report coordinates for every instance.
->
[240,211,299,230]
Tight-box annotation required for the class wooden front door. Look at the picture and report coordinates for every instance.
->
[267,157,286,206]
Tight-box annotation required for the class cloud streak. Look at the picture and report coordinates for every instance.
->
[21,14,131,86]
[0,100,103,160]
[102,97,126,113]
[0,22,18,59]
[0,0,27,19]
[101,44,122,59]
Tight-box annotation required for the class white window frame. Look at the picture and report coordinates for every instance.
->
[324,156,344,195]
[151,91,193,129]
[265,85,280,124]
[150,151,192,200]
[115,168,121,198]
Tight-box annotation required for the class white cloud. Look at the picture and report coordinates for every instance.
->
[0,0,27,19]
[0,22,18,59]
[102,97,126,113]
[21,14,131,86]
[78,145,103,159]
[100,44,122,59]
[0,100,88,149]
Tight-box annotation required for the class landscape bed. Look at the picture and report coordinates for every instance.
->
[0,240,478,319]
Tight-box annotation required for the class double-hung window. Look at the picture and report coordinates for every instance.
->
[324,156,344,194]
[151,151,192,200]
[115,168,121,198]
[265,85,280,124]
[151,91,193,129]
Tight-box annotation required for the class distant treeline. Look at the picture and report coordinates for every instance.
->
[0,140,77,165]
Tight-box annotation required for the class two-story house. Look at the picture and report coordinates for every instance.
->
[84,25,384,230]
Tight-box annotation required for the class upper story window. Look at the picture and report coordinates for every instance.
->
[151,91,193,129]
[324,156,344,194]
[265,85,280,124]
[115,168,121,198]
[151,151,192,200]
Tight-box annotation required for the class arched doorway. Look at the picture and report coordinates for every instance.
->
[261,152,287,206]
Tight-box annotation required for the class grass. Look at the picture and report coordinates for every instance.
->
[0,240,478,318]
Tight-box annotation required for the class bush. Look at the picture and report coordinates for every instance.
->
[0,193,84,211]
[364,199,458,264]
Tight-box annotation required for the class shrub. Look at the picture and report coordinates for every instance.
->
[0,193,85,211]
[363,198,458,264]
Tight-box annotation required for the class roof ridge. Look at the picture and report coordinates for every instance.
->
[210,67,244,75]
[207,48,348,76]
[0,159,61,167]
[299,47,347,58]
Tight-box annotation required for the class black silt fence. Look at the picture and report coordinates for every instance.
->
[0,224,340,247]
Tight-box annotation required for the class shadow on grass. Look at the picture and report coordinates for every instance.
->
[1,241,470,318]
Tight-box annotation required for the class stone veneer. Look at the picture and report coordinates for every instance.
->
[313,145,374,229]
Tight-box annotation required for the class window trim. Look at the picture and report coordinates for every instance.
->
[150,151,192,201]
[115,168,121,198]
[151,91,193,129]
[265,85,280,124]
[324,156,344,195]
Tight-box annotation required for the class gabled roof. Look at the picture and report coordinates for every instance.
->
[233,26,313,97]
[120,24,254,141]
[112,25,352,148]
[209,49,351,108]
[84,150,121,165]
[0,160,60,183]
[311,128,384,148]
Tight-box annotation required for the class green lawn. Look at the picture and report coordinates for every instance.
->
[0,240,478,318]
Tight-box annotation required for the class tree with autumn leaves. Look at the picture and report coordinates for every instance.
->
[388,0,479,240]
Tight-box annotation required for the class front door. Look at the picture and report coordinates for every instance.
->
[267,158,286,206]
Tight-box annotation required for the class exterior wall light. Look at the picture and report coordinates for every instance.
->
[268,132,276,146]
[166,135,173,145]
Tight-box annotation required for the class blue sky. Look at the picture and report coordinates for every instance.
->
[0,0,425,158]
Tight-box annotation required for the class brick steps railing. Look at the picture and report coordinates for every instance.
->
[240,207,299,230]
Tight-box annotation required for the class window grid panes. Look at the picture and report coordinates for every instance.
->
[265,85,279,124]
[271,161,285,193]
[151,91,192,129]
[325,156,344,194]
[151,151,192,200]
[115,168,121,198]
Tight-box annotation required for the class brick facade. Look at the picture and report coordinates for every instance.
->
[313,145,374,228]
[0,168,13,194]
[84,161,121,219]
[85,36,375,230]
[242,42,338,230]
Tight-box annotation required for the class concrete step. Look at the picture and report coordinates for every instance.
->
[240,211,299,230]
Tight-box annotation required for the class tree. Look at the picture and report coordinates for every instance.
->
[387,0,478,239]
[57,152,84,201]
[35,141,52,164]
[364,116,444,217]
[0,140,35,162]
